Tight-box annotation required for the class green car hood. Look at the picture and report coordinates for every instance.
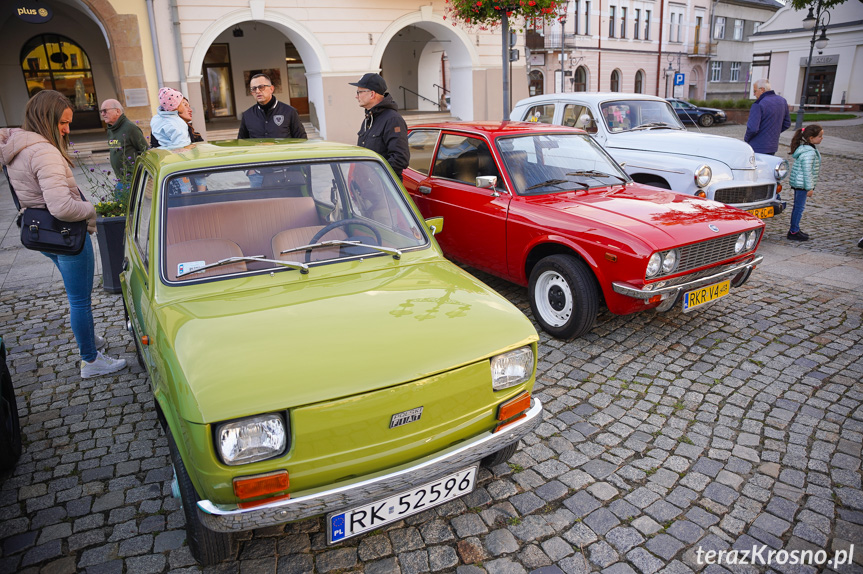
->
[159,261,537,424]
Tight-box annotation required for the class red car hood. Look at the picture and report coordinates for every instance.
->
[524,184,763,249]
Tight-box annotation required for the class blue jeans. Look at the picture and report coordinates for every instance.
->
[789,188,808,234]
[42,234,97,362]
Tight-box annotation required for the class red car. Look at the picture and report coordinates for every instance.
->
[403,122,764,339]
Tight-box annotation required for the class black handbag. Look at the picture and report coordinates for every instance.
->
[3,166,87,256]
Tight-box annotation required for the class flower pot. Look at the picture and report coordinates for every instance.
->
[95,216,126,293]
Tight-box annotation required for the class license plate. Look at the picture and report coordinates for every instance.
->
[746,206,774,219]
[327,466,477,543]
[683,280,730,312]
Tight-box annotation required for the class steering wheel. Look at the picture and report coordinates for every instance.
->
[306,218,383,263]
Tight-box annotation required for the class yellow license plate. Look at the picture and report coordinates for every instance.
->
[747,206,774,219]
[683,280,730,312]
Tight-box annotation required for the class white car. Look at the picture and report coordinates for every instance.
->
[512,93,788,219]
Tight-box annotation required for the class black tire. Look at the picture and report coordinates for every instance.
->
[528,255,599,339]
[0,355,22,470]
[699,114,715,127]
[133,334,146,369]
[167,432,235,566]
[481,442,518,468]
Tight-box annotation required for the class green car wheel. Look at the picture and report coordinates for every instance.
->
[481,442,518,468]
[168,432,235,565]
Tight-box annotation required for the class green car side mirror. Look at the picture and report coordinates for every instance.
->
[425,217,443,236]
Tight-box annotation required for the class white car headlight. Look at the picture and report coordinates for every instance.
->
[646,252,662,278]
[735,233,747,253]
[661,250,679,274]
[491,346,534,391]
[745,229,758,250]
[775,159,789,180]
[694,165,712,188]
[217,414,287,466]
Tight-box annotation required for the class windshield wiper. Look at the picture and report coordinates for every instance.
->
[566,170,628,184]
[629,122,676,131]
[176,255,309,277]
[524,178,588,192]
[280,239,402,260]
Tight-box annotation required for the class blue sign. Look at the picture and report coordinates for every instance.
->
[330,514,346,541]
[674,73,685,86]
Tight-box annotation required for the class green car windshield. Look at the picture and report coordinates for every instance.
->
[162,160,428,282]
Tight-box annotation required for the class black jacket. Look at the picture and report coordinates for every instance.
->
[238,98,306,139]
[357,94,409,177]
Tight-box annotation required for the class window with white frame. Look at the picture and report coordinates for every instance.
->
[714,16,725,39]
[670,13,677,42]
[753,22,761,33]
[573,0,580,34]
[634,9,640,39]
[710,61,722,82]
[730,62,741,82]
[621,7,627,38]
[609,6,616,37]
[670,8,685,42]
[644,10,650,39]
[733,19,744,40]
[585,1,592,34]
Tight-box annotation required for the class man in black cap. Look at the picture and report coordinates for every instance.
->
[238,73,306,139]
[350,73,409,178]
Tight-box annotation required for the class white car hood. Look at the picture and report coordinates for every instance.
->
[607,130,756,170]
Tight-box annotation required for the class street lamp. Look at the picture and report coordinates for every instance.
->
[558,1,568,93]
[796,1,830,130]
[664,53,681,99]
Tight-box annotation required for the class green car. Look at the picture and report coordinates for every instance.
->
[121,140,542,565]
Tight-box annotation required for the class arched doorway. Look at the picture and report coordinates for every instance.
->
[689,67,701,100]
[610,69,621,92]
[573,66,587,92]
[634,70,645,94]
[529,70,544,97]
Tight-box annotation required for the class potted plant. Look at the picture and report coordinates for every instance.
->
[74,152,130,294]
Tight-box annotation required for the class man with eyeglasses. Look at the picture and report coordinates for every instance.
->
[744,78,790,156]
[101,99,147,189]
[350,73,409,178]
[238,73,306,140]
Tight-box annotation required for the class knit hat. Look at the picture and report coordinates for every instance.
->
[158,87,183,112]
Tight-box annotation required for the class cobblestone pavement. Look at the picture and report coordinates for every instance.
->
[1,140,862,574]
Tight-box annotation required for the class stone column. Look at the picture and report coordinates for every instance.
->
[185,75,207,141]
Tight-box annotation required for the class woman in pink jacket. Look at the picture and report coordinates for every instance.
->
[0,90,126,379]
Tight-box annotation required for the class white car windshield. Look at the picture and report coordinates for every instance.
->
[599,100,685,133]
[497,133,630,195]
[161,160,428,282]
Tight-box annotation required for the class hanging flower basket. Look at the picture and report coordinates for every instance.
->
[444,0,562,29]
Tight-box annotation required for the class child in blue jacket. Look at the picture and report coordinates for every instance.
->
[150,88,191,150]
[787,124,823,242]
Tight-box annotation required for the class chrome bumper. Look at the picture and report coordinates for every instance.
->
[612,255,762,312]
[196,399,543,533]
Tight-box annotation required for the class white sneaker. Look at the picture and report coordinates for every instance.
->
[81,351,127,379]
[95,335,106,350]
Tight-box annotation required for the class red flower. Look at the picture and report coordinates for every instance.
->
[529,0,536,4]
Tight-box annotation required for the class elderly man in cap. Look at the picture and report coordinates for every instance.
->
[100,99,148,189]
[350,73,409,178]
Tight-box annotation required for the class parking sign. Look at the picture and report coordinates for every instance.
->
[674,73,685,86]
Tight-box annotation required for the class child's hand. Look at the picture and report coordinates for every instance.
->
[807,190,814,198]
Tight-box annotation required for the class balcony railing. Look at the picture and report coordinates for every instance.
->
[531,32,580,50]
[689,42,717,57]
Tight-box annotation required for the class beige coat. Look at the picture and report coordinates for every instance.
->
[0,128,96,233]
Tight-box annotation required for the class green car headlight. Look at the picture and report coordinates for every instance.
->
[490,346,534,391]
[216,413,287,466]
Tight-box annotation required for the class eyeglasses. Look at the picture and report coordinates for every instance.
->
[356,89,372,95]
[250,85,272,92]
[99,108,118,114]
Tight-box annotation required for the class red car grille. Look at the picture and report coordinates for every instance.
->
[714,185,773,205]
[676,232,756,274]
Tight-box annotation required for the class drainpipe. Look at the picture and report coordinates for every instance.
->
[169,0,188,94]
[655,0,666,96]
[597,0,602,90]
[145,0,164,87]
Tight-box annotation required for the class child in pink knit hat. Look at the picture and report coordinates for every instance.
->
[150,87,191,149]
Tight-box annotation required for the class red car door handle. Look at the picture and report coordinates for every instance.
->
[419,186,432,195]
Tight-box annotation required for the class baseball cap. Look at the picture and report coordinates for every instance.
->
[350,73,387,95]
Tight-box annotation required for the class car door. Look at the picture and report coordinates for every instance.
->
[409,131,511,276]
[123,167,155,369]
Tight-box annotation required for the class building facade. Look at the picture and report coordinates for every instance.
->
[705,0,782,101]
[0,0,530,143]
[749,1,863,110]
